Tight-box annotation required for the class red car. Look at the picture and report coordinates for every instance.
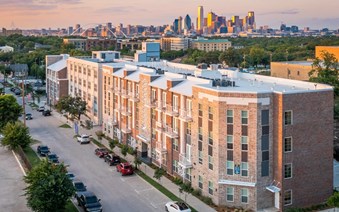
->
[94,148,109,158]
[116,162,134,176]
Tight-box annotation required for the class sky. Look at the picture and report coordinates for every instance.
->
[0,0,338,30]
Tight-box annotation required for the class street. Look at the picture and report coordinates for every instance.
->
[24,103,170,211]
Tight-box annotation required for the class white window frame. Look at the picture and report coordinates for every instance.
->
[208,181,213,195]
[227,161,234,176]
[284,137,293,153]
[198,175,203,189]
[284,190,293,206]
[227,109,233,124]
[284,163,293,179]
[226,187,234,202]
[241,188,249,204]
[241,110,248,125]
[284,110,293,125]
[241,162,248,177]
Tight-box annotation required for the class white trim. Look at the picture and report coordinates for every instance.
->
[12,150,27,176]
[284,136,293,153]
[284,163,293,179]
[284,110,293,125]
[226,187,234,202]
[219,179,256,187]
[198,93,270,105]
[284,189,293,206]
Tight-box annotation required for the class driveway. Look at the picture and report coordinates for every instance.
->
[26,108,170,212]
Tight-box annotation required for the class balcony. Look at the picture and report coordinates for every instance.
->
[178,153,192,169]
[180,109,193,121]
[145,99,157,108]
[164,125,179,138]
[155,121,164,132]
[114,104,121,112]
[113,87,121,94]
[112,119,118,126]
[137,128,151,143]
[120,106,132,116]
[121,126,132,134]
[218,174,256,187]
[155,141,167,154]
[155,101,166,112]
[165,105,179,116]
[121,89,130,98]
[129,91,140,102]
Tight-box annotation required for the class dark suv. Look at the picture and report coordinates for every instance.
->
[76,191,102,212]
[42,110,51,116]
[104,154,121,166]
[73,181,87,198]
[37,145,50,157]
[47,153,59,164]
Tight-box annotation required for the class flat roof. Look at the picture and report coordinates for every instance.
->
[194,39,230,43]
[272,61,313,66]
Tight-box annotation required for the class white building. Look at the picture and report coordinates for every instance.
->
[0,45,14,53]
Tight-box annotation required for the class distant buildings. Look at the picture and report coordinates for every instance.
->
[0,28,22,36]
[316,46,339,59]
[46,54,69,105]
[135,42,160,62]
[0,45,14,53]
[63,38,116,51]
[192,38,232,52]
[160,37,191,51]
[9,64,28,77]
[197,6,204,33]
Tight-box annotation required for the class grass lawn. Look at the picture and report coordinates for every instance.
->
[23,146,78,212]
[91,138,105,148]
[136,170,197,212]
[59,124,72,128]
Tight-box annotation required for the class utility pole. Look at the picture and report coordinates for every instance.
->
[21,73,26,127]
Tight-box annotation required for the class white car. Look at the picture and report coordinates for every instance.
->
[77,134,90,144]
[165,201,191,212]
[37,105,45,112]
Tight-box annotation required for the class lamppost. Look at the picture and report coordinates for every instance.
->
[21,71,26,127]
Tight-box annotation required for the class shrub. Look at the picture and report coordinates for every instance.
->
[201,196,213,205]
[192,189,201,197]
[95,130,104,140]
[327,191,339,207]
[121,144,129,157]
[173,177,183,185]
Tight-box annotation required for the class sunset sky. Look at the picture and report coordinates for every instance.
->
[0,0,338,29]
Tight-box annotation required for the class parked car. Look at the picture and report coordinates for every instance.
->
[76,191,102,212]
[66,172,76,181]
[73,181,87,198]
[37,145,50,157]
[42,110,51,116]
[14,89,21,95]
[104,154,121,166]
[37,105,45,112]
[10,87,15,92]
[77,134,91,144]
[165,201,191,212]
[25,113,33,120]
[94,148,109,158]
[116,162,134,176]
[47,153,59,164]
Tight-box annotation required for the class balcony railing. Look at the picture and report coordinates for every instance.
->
[155,141,167,154]
[137,128,150,143]
[120,106,132,116]
[128,91,140,102]
[113,87,121,94]
[145,99,157,108]
[155,101,166,112]
[186,134,191,145]
[121,126,132,134]
[114,104,121,112]
[180,109,193,121]
[179,153,192,168]
[155,121,164,131]
[121,89,130,98]
[164,125,179,138]
[218,174,256,187]
[165,105,179,116]
[112,119,118,126]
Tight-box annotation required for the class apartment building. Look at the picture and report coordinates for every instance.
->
[270,61,313,81]
[192,39,232,52]
[46,54,69,105]
[160,37,191,51]
[100,60,333,211]
[63,38,116,51]
[67,51,120,125]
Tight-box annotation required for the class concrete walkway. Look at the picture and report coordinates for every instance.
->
[51,112,216,212]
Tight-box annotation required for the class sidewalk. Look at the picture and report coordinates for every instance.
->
[51,112,216,212]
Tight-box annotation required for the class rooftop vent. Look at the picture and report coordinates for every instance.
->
[212,78,236,87]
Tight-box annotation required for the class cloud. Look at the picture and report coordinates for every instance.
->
[259,9,299,16]
[0,0,83,11]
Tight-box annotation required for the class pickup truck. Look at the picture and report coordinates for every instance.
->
[77,134,91,144]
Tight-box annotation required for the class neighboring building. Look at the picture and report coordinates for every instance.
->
[116,39,142,51]
[99,59,333,211]
[63,38,116,51]
[270,61,313,81]
[197,6,204,32]
[67,51,120,124]
[9,64,28,77]
[34,43,52,50]
[134,42,160,62]
[46,54,69,105]
[0,28,22,36]
[192,39,232,52]
[316,46,339,60]
[160,37,191,51]
[63,38,86,50]
[0,45,14,53]
[183,14,192,30]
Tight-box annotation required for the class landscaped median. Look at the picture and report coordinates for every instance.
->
[18,146,78,212]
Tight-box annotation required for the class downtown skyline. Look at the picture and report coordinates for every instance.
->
[0,0,338,29]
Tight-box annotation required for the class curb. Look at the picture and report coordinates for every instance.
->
[12,150,27,176]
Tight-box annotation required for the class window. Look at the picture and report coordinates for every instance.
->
[284,190,292,206]
[173,139,178,151]
[241,188,249,203]
[198,175,203,189]
[198,104,202,116]
[208,155,213,170]
[198,150,203,164]
[94,84,97,92]
[88,82,91,89]
[173,160,178,173]
[227,161,234,175]
[241,162,248,177]
[284,111,293,125]
[208,131,213,145]
[241,111,248,125]
[227,110,233,124]
[208,181,213,195]
[284,164,292,179]
[227,135,233,149]
[241,136,248,150]
[208,107,213,120]
[226,187,234,202]
[284,137,292,152]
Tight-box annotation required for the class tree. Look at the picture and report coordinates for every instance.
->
[153,167,165,184]
[0,65,11,84]
[0,94,22,129]
[56,95,87,120]
[218,48,243,67]
[309,51,339,96]
[1,122,31,150]
[121,144,128,157]
[24,160,75,212]
[248,47,269,68]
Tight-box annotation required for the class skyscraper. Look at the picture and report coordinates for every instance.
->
[248,11,255,29]
[178,16,183,33]
[197,6,204,31]
[183,14,192,30]
[207,11,216,28]
[173,19,179,33]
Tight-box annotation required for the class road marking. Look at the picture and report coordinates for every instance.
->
[135,187,154,194]
[12,150,27,176]
[120,177,125,182]
[150,202,158,208]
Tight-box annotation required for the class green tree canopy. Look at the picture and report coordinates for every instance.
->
[1,122,31,150]
[0,94,22,129]
[309,51,339,96]
[218,48,243,67]
[24,160,75,212]
[56,95,87,120]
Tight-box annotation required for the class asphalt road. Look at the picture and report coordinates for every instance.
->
[23,103,170,211]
